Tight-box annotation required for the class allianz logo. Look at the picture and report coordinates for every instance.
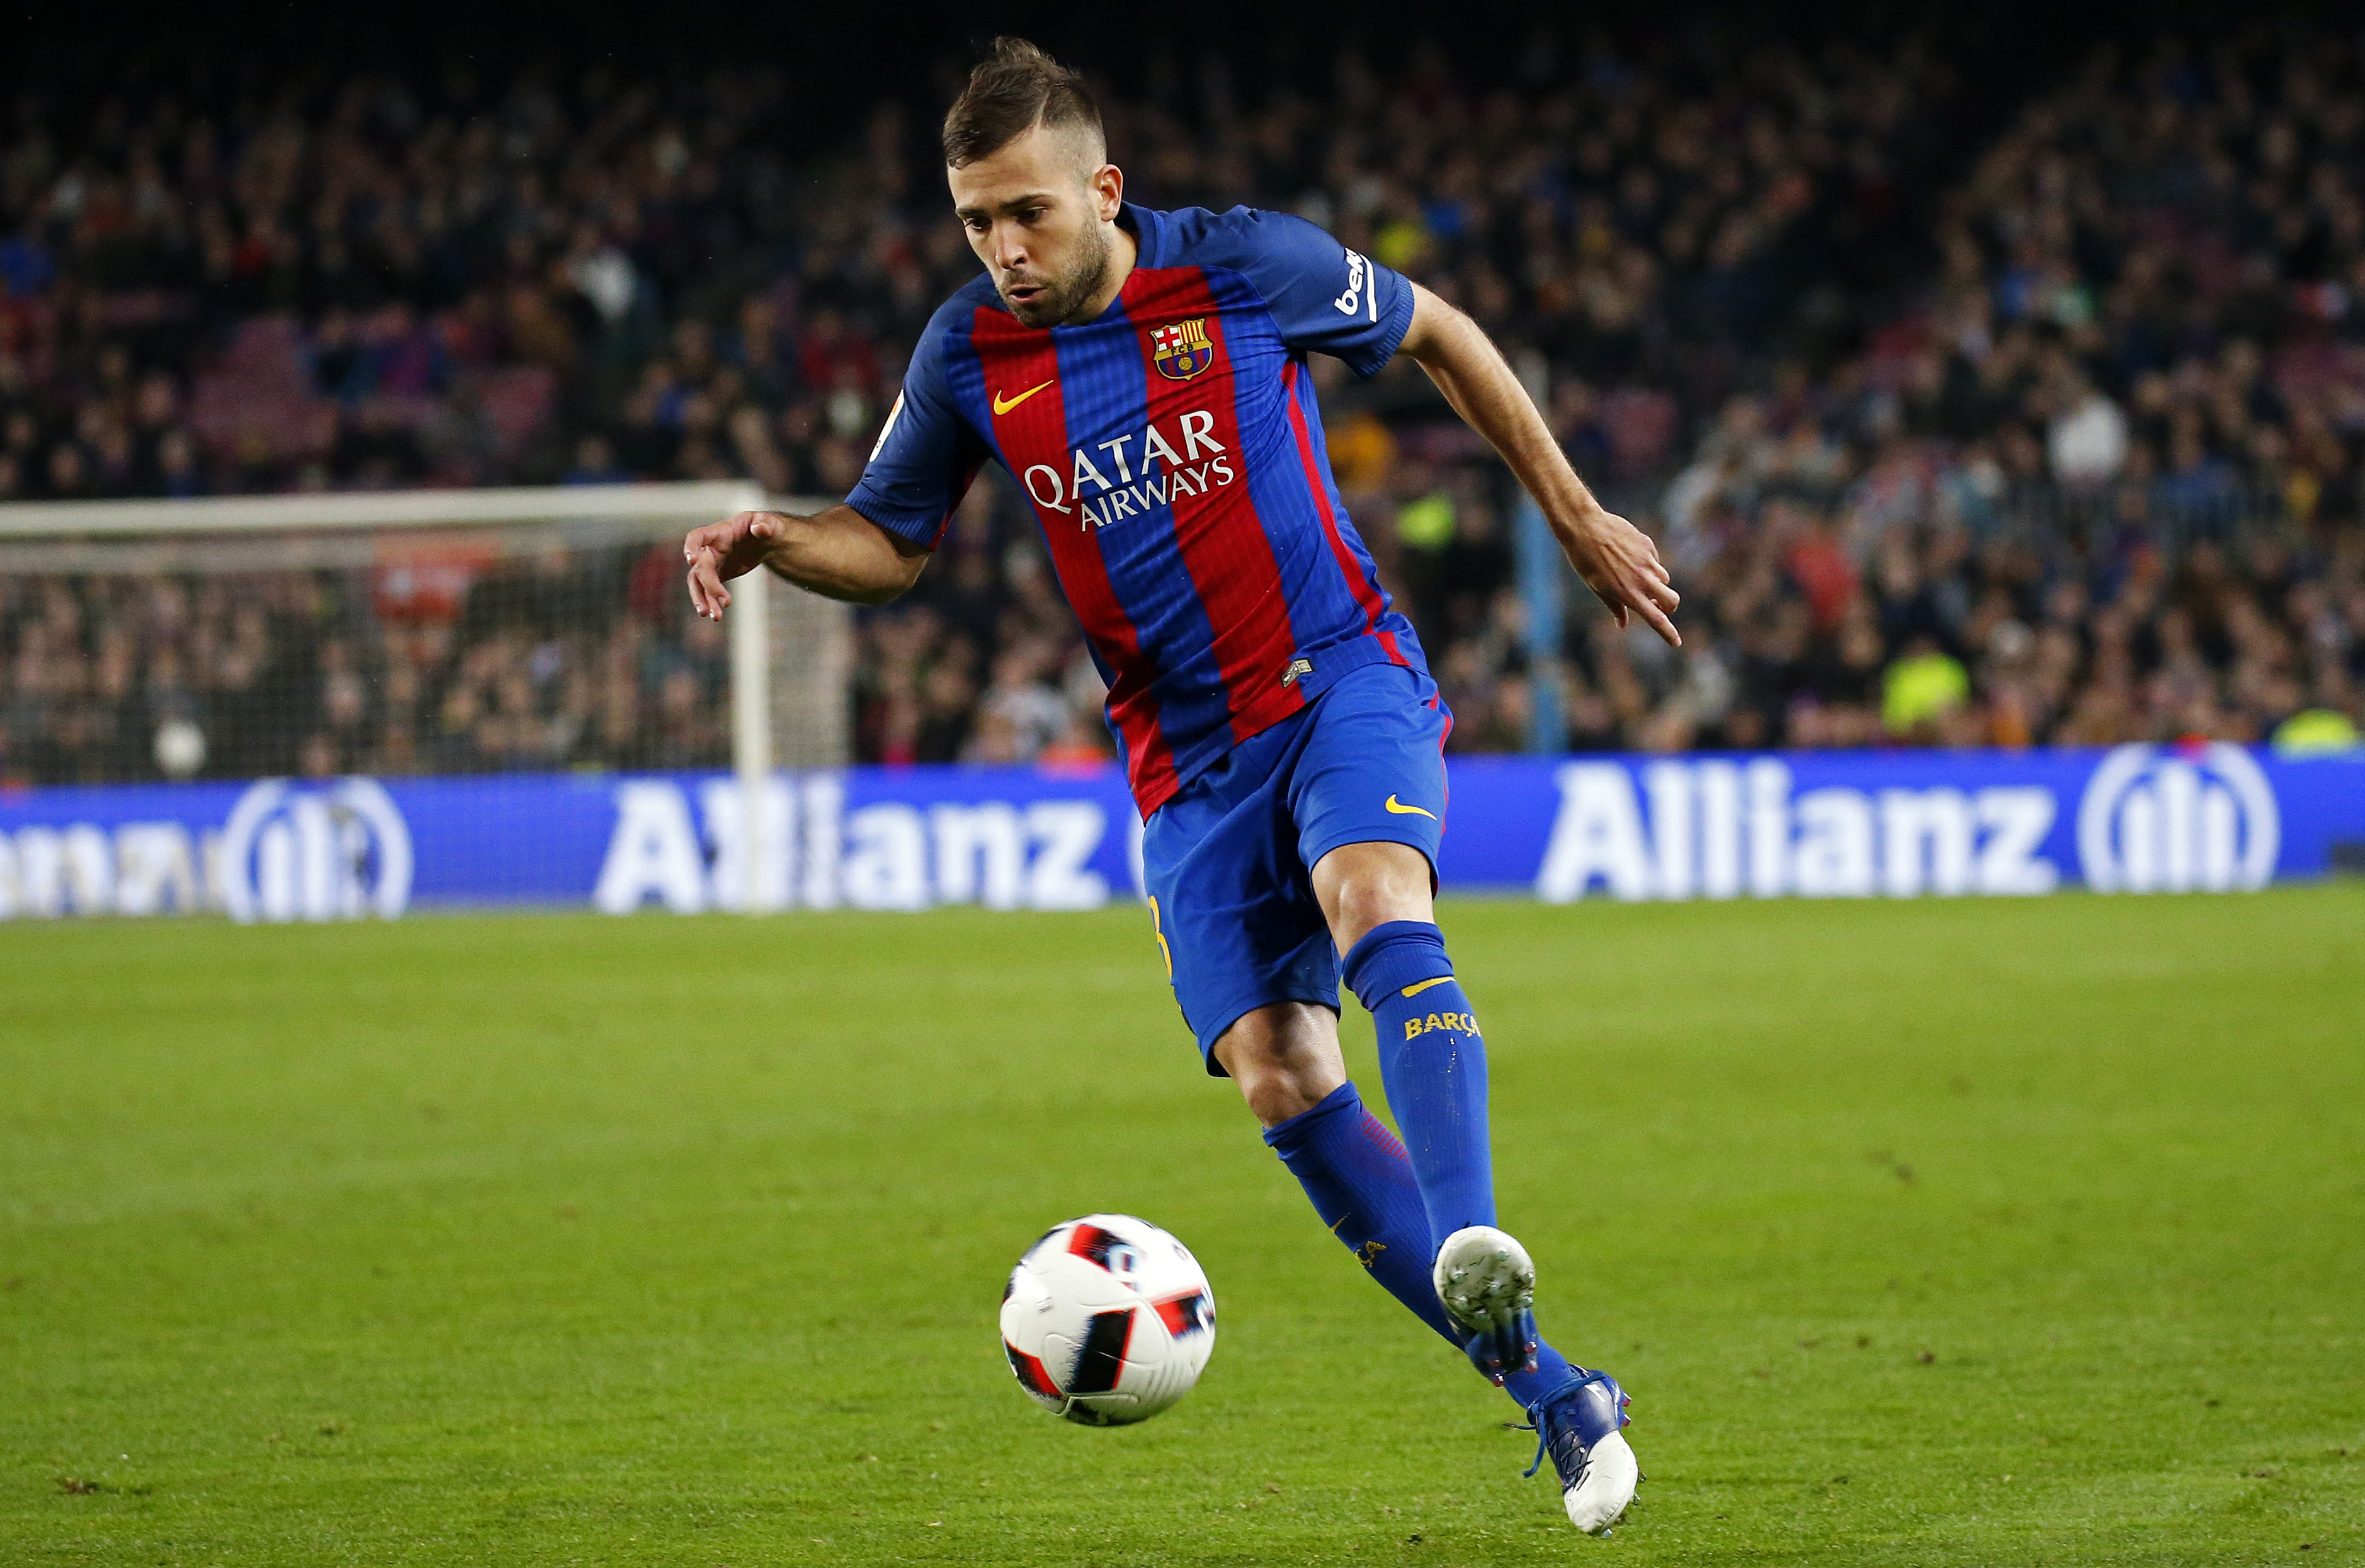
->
[1534,745,2279,902]
[595,778,1121,914]
[0,778,412,922]
[219,778,412,922]
[0,746,2286,921]
[2077,742,2279,894]
[0,774,1123,921]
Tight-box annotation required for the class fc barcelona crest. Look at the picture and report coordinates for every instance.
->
[1150,317,1217,381]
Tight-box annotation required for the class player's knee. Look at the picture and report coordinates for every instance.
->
[1315,842,1435,950]
[1234,1061,1322,1128]
[1214,1006,1344,1128]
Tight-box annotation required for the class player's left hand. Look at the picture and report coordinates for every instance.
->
[1563,506,1681,647]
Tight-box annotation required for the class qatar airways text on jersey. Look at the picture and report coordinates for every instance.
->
[1021,408,1237,527]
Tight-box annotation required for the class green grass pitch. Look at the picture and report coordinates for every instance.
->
[5,886,2362,1565]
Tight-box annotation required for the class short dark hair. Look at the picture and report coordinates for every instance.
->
[942,37,1103,169]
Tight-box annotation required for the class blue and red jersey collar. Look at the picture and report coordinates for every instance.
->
[1119,202,1170,269]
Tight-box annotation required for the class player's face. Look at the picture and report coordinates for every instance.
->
[950,125,1123,328]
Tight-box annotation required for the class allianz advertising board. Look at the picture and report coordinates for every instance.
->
[0,746,2357,922]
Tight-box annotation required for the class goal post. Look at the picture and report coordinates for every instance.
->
[0,482,845,914]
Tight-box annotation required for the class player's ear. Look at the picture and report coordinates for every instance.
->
[1092,162,1124,222]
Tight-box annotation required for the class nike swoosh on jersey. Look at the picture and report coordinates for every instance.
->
[992,379,1056,415]
[1383,795,1437,819]
[1400,976,1454,998]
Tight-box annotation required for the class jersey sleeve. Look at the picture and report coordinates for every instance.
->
[1222,209,1415,378]
[843,327,985,548]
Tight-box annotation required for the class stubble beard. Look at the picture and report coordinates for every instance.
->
[1005,221,1112,329]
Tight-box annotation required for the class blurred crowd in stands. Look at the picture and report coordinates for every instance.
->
[1642,33,2365,755]
[2,24,2362,784]
[0,543,732,782]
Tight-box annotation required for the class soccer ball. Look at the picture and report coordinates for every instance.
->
[999,1213,1216,1426]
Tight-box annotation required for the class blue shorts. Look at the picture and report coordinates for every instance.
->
[1140,661,1451,1074]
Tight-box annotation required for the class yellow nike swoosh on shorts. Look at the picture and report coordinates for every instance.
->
[1383,795,1436,820]
[992,379,1056,415]
[1400,976,1454,999]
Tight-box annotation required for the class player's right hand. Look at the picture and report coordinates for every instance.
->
[684,511,786,620]
[1565,505,1681,647]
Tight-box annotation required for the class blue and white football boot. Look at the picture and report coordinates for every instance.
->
[1519,1370,1640,1535]
[1432,1225,1540,1383]
[1434,1227,1640,1535]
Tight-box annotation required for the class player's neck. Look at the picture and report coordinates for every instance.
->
[1068,224,1138,324]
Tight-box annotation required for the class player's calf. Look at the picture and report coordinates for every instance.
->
[1338,921,1495,1248]
[1261,1082,1463,1346]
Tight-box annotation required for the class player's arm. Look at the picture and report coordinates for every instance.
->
[689,304,984,618]
[684,287,999,620]
[684,506,927,618]
[1395,283,1681,647]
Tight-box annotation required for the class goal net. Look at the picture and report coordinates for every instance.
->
[0,482,848,913]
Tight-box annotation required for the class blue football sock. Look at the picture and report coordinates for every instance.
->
[1342,921,1586,1408]
[1504,1341,1580,1408]
[1341,921,1495,1249]
[1262,1082,1460,1346]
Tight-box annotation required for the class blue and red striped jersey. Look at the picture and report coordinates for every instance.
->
[847,203,1427,816]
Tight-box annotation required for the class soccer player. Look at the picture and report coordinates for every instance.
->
[684,38,1677,1535]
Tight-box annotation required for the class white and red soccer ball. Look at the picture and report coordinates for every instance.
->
[999,1213,1217,1425]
